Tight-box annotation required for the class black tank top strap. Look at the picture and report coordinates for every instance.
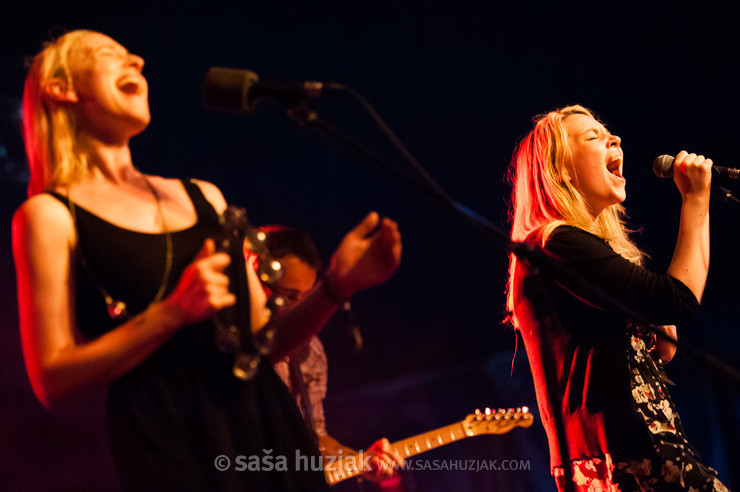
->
[180,178,220,230]
[45,190,71,209]
[45,181,218,222]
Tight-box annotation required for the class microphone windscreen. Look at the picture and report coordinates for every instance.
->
[653,154,674,179]
[203,67,259,113]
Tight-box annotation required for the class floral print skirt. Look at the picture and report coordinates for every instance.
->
[552,332,729,492]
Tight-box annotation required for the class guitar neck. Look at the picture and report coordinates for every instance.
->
[324,407,532,486]
[391,421,468,459]
[325,421,468,485]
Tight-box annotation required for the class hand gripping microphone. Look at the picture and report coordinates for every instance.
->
[653,154,740,179]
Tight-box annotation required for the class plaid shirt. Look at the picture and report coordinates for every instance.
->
[273,336,329,436]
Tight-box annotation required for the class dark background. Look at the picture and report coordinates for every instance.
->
[1,2,738,490]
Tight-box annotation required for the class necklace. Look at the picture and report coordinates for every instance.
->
[142,175,173,306]
[68,175,173,321]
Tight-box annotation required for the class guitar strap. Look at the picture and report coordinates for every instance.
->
[288,353,318,444]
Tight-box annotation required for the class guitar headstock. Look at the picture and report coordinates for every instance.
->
[462,406,534,436]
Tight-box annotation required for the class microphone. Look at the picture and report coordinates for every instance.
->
[203,66,346,113]
[653,154,740,179]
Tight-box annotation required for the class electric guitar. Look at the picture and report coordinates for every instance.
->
[324,406,533,485]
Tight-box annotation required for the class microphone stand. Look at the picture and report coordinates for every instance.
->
[286,105,511,251]
[712,185,740,208]
[280,97,740,491]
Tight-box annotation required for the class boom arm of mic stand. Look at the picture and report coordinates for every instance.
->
[287,106,426,199]
[712,185,740,208]
[287,105,513,251]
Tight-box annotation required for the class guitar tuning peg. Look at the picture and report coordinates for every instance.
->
[522,406,529,414]
[475,408,481,415]
[508,407,515,413]
[497,408,505,414]
[484,407,492,415]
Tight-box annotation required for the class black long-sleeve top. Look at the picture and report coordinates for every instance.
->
[512,225,699,469]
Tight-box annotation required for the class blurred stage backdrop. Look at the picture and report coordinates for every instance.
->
[1,2,738,490]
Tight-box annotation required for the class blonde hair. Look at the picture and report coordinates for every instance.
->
[505,105,644,325]
[22,29,95,197]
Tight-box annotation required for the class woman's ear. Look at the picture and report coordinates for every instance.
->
[43,78,78,103]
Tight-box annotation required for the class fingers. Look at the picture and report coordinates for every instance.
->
[243,238,260,271]
[371,218,403,272]
[194,238,231,274]
[673,150,713,197]
[351,211,380,238]
[378,217,399,238]
[164,241,236,325]
[378,217,402,256]
[203,251,231,273]
[327,213,402,297]
[673,150,713,175]
[364,438,403,481]
[358,214,400,244]
[195,238,216,260]
[371,438,403,466]
[194,238,235,277]
[186,260,235,310]
[196,254,234,307]
[367,437,391,453]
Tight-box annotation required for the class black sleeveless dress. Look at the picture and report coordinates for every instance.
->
[49,179,329,491]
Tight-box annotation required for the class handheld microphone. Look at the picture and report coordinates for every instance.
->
[653,154,740,179]
[202,66,346,113]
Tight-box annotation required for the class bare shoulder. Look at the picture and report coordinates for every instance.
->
[14,194,74,236]
[13,193,75,255]
[191,178,228,214]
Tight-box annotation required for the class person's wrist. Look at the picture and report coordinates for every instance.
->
[321,271,352,303]
[682,191,710,205]
[154,299,186,332]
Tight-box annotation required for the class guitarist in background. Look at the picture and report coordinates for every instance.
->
[251,226,405,490]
